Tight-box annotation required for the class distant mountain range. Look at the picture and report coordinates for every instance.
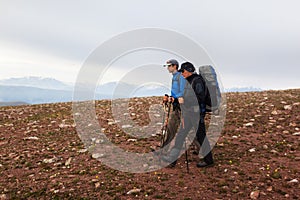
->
[0,77,169,106]
[0,76,72,90]
[0,101,29,107]
[0,76,263,106]
[225,87,263,92]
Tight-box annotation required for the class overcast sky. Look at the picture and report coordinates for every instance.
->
[0,0,299,90]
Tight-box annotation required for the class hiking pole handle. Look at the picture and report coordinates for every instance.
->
[168,96,175,103]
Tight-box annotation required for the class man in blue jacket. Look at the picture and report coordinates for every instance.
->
[162,59,186,151]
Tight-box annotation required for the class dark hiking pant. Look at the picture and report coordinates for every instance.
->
[173,111,213,164]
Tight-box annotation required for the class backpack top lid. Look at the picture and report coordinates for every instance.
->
[199,65,218,83]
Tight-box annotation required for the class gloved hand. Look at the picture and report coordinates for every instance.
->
[162,94,169,104]
[178,97,184,104]
[168,96,175,103]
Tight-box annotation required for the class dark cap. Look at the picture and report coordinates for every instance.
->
[163,59,179,67]
[178,62,195,72]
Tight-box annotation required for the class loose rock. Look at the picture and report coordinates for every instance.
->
[127,188,141,195]
[250,190,260,199]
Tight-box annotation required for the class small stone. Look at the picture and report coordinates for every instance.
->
[271,110,278,115]
[270,150,278,154]
[65,157,72,166]
[127,139,137,142]
[92,153,104,159]
[23,136,39,140]
[250,190,260,199]
[95,182,100,188]
[260,192,267,196]
[288,179,298,184]
[292,132,300,136]
[122,125,133,129]
[244,122,254,127]
[217,143,224,147]
[284,105,292,110]
[283,131,289,134]
[127,188,141,195]
[267,186,272,191]
[43,157,56,164]
[294,157,300,161]
[95,139,103,144]
[222,185,229,190]
[263,145,268,150]
[249,148,256,153]
[78,149,88,153]
[143,164,149,168]
[59,124,66,128]
[0,194,7,200]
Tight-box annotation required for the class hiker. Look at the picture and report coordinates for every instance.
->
[162,62,214,168]
[161,59,186,148]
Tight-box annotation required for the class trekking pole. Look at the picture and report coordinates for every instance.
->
[181,110,189,173]
[160,95,168,131]
[185,139,189,174]
[160,96,172,148]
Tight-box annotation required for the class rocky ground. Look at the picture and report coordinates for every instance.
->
[0,89,299,199]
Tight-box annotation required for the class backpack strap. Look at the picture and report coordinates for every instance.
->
[190,74,209,112]
[176,72,181,88]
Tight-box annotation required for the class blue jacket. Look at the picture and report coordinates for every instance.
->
[171,72,186,98]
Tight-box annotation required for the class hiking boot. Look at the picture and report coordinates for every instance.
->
[167,161,177,168]
[196,161,214,168]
